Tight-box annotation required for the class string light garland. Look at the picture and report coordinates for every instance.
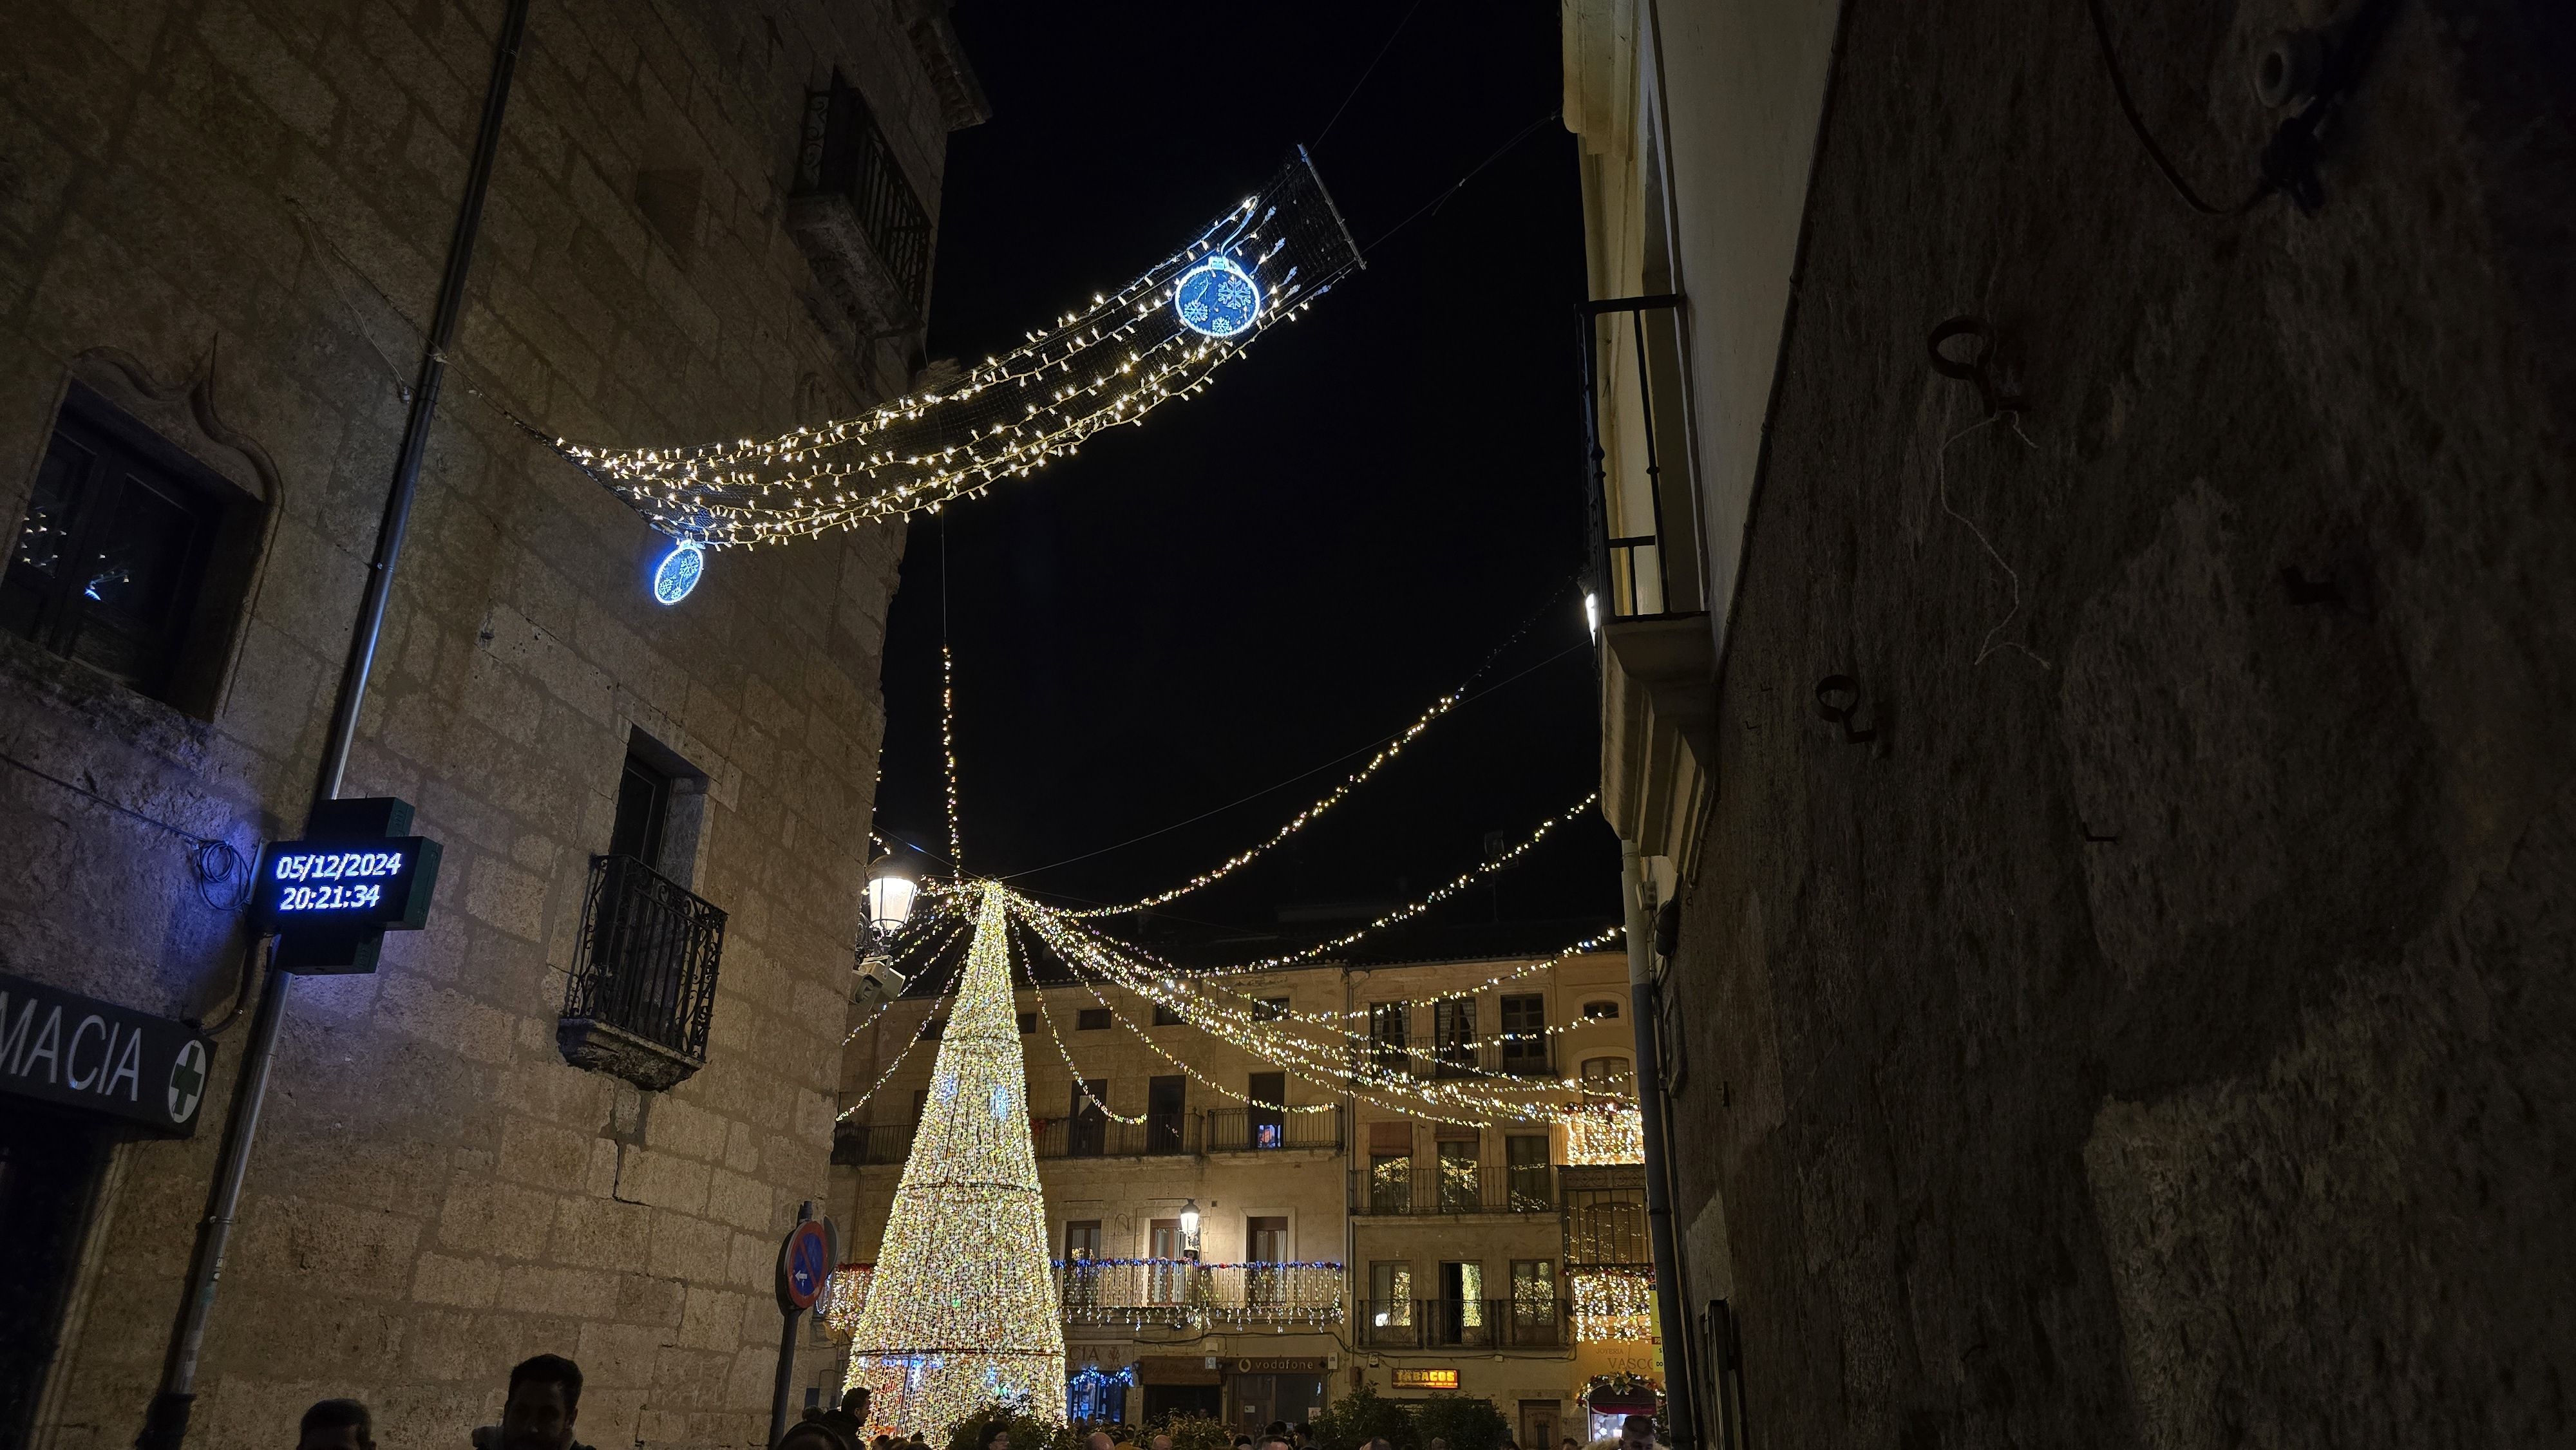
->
[1014,916,1148,1125]
[943,642,965,867]
[1571,1273,1658,1343]
[561,154,1362,549]
[845,885,1066,1434]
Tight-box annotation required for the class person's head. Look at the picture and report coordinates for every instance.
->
[1562,1438,1580,1450]
[875,1438,893,1450]
[298,1400,372,1450]
[1150,1436,1173,1450]
[778,1423,858,1450]
[503,1355,583,1450]
[983,1424,1010,1450]
[1088,1435,1116,1450]
[1618,1417,1656,1450]
[1428,1438,1448,1450]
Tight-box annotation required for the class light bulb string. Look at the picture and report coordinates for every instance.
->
[1013,915,1151,1125]
[1015,894,1564,1125]
[836,959,966,1122]
[842,910,969,1046]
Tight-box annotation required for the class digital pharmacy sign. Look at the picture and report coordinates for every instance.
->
[250,800,443,973]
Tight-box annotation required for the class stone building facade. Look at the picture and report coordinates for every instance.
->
[1569,0,2575,1446]
[0,1,981,1446]
[830,951,1649,1444]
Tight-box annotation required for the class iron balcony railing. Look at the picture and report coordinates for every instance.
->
[795,71,934,314]
[1357,1298,1564,1350]
[563,854,725,1064]
[1205,1105,1345,1154]
[1363,1034,1557,1081]
[1054,1261,1345,1327]
[1577,294,1704,623]
[831,1118,915,1167]
[1353,1163,1560,1216]
[1032,1112,1200,1159]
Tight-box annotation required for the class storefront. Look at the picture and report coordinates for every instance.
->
[1228,1356,1329,1432]
[1137,1355,1223,1422]
[0,974,213,1441]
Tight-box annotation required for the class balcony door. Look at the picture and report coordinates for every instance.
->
[1247,1215,1288,1306]
[1499,993,1548,1073]
[1149,1218,1187,1304]
[1437,1260,1486,1344]
[1433,999,1476,1075]
[1069,1080,1108,1156]
[1148,1075,1186,1153]
[1248,1071,1285,1148]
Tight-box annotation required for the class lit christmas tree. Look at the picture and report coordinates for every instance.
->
[846,883,1066,1433]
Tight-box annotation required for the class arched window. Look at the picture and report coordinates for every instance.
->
[1582,999,1622,1020]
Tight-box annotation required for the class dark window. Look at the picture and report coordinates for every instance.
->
[611,749,673,866]
[1368,1001,1408,1070]
[1248,1215,1289,1262]
[1068,1081,1108,1156]
[1151,1003,1184,1026]
[1075,1007,1112,1030]
[909,1088,929,1125]
[1148,1075,1186,1154]
[795,71,935,311]
[1582,999,1621,1020]
[1016,1012,1037,1035]
[1,384,257,709]
[1248,1071,1285,1149]
[1253,996,1289,1022]
[1506,1133,1552,1210]
[1437,1140,1481,1211]
[1433,999,1477,1075]
[1065,1219,1104,1261]
[1500,993,1549,1073]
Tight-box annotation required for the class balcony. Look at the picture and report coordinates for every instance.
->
[1366,1034,1558,1082]
[789,71,936,335]
[557,854,726,1090]
[1032,1113,1199,1160]
[1356,1298,1564,1350]
[831,1118,914,1167]
[1206,1106,1345,1154]
[1580,294,1716,872]
[1354,1163,1559,1216]
[1054,1260,1344,1330]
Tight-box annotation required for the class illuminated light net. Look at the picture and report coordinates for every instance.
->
[845,884,1066,1434]
[566,152,1362,547]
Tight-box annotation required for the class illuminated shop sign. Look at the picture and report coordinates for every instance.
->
[0,972,214,1135]
[252,797,444,974]
[1392,1369,1458,1389]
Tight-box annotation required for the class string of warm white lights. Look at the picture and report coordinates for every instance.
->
[941,643,965,869]
[837,958,963,1122]
[563,155,1361,547]
[1012,916,1149,1125]
[842,912,967,1047]
[1191,789,1601,971]
[1015,893,1581,1125]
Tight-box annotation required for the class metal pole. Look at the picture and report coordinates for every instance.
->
[1622,842,1697,1450]
[771,1201,817,1445]
[138,6,531,1446]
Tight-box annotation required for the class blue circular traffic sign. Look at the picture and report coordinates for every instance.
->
[779,1219,832,1311]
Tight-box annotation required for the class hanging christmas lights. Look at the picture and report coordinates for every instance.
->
[562,153,1361,548]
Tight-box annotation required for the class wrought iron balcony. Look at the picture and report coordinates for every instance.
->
[1364,1033,1558,1082]
[1352,1163,1560,1216]
[1054,1259,1344,1329]
[1032,1111,1200,1159]
[557,854,725,1090]
[1205,1105,1345,1154]
[1578,294,1702,623]
[1356,1297,1564,1350]
[831,1118,915,1167]
[789,70,934,332]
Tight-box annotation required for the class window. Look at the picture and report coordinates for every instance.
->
[1370,1261,1414,1323]
[1370,1153,1413,1212]
[1148,1075,1186,1154]
[1437,1261,1486,1341]
[1246,1216,1289,1306]
[1368,1002,1408,1071]
[1068,1081,1108,1156]
[1506,1133,1553,1210]
[1582,999,1621,1019]
[1580,1056,1634,1099]
[1500,993,1548,1073]
[909,1088,929,1125]
[611,751,672,867]
[1149,1219,1188,1302]
[1510,1260,1557,1339]
[1248,1071,1285,1148]
[1075,1007,1112,1031]
[1433,999,1476,1075]
[1437,1140,1481,1212]
[563,729,723,1089]
[1016,1012,1036,1035]
[1151,1003,1184,1026]
[1064,1219,1104,1261]
[1252,996,1289,1022]
[2,383,259,711]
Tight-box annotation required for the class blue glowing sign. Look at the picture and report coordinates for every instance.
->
[251,837,440,932]
[652,539,705,605]
[1173,254,1262,338]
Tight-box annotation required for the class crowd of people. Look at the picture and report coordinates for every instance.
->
[286,1357,1665,1450]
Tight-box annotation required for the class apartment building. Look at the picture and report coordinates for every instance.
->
[830,950,1654,1440]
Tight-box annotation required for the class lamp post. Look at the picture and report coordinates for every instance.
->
[856,852,918,1007]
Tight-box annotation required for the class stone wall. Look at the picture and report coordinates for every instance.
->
[1662,0,2574,1445]
[0,1,961,1445]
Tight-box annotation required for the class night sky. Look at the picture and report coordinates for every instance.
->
[875,1,1618,961]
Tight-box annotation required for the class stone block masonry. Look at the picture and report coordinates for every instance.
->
[0,1,977,1446]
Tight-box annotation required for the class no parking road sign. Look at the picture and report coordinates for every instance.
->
[777,1216,836,1313]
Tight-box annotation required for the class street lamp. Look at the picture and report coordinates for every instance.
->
[1179,1198,1202,1255]
[866,854,919,936]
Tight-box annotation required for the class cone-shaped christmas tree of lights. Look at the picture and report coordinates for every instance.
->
[846,883,1065,1433]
